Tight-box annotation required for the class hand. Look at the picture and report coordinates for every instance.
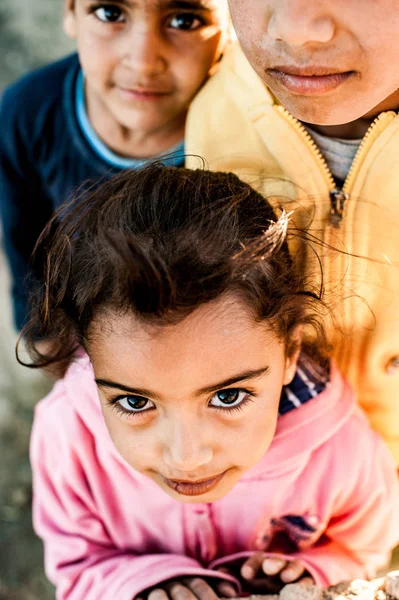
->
[135,577,238,600]
[240,553,314,593]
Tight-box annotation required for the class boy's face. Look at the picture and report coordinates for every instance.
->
[89,297,299,503]
[64,0,228,137]
[228,0,399,126]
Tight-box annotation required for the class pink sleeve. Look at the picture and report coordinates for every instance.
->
[211,426,399,587]
[30,401,239,600]
[294,433,399,586]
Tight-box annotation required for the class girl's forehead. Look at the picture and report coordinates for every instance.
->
[90,297,252,342]
[89,300,285,399]
[87,297,276,365]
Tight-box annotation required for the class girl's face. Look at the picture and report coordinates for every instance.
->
[64,0,228,142]
[89,296,299,503]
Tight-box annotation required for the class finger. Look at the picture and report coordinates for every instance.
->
[148,589,170,600]
[280,561,306,583]
[184,578,219,600]
[298,576,315,586]
[165,582,197,600]
[215,581,237,598]
[241,552,265,580]
[262,557,287,576]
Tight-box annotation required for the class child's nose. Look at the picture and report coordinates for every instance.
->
[162,425,213,473]
[121,29,167,76]
[268,0,335,46]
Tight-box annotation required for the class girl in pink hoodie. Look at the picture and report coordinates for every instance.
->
[23,166,399,600]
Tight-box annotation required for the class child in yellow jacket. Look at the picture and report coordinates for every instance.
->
[186,1,399,464]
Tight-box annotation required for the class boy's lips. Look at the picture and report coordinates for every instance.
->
[162,471,227,496]
[116,86,173,101]
[266,67,355,96]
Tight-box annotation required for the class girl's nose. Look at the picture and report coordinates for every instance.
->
[268,0,335,46]
[162,425,213,473]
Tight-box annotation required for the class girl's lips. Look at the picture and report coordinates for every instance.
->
[162,471,227,496]
[266,69,354,96]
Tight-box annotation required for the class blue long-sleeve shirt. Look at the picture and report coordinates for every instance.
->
[0,54,184,330]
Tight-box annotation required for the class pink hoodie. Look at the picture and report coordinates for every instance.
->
[31,355,399,600]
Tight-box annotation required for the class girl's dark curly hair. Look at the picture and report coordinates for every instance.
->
[19,165,328,375]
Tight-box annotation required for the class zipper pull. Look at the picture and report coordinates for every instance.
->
[329,189,349,227]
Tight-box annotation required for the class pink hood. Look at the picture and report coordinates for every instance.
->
[31,355,399,600]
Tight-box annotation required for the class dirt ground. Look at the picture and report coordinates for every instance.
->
[0,2,399,599]
[0,2,72,597]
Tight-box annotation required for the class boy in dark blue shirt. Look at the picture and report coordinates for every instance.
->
[0,0,229,330]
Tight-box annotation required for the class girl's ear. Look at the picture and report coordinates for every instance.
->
[63,0,78,39]
[282,326,303,386]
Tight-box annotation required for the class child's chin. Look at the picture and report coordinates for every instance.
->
[276,92,366,127]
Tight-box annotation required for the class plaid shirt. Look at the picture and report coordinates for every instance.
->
[279,355,330,416]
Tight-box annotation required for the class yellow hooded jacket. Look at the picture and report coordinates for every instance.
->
[186,44,399,463]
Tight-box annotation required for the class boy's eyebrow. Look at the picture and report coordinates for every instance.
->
[95,366,269,399]
[84,0,131,5]
[162,0,214,10]
[84,0,213,9]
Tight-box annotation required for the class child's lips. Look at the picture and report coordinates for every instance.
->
[116,86,173,101]
[162,471,227,496]
[266,67,355,96]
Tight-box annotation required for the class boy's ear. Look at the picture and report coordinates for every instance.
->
[282,326,303,386]
[63,0,78,39]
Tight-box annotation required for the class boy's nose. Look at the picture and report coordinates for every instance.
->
[162,424,213,473]
[121,30,167,76]
[268,0,335,46]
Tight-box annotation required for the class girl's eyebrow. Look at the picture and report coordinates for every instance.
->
[95,366,269,399]
[95,379,163,401]
[197,366,270,395]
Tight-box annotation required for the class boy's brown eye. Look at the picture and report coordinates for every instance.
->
[168,13,203,30]
[94,5,124,23]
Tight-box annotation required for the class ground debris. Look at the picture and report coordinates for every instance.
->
[224,571,399,600]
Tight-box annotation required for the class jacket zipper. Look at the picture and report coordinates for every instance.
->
[275,106,396,227]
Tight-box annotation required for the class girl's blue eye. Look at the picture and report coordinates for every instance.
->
[94,5,125,23]
[168,13,203,30]
[117,396,155,413]
[209,389,248,409]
